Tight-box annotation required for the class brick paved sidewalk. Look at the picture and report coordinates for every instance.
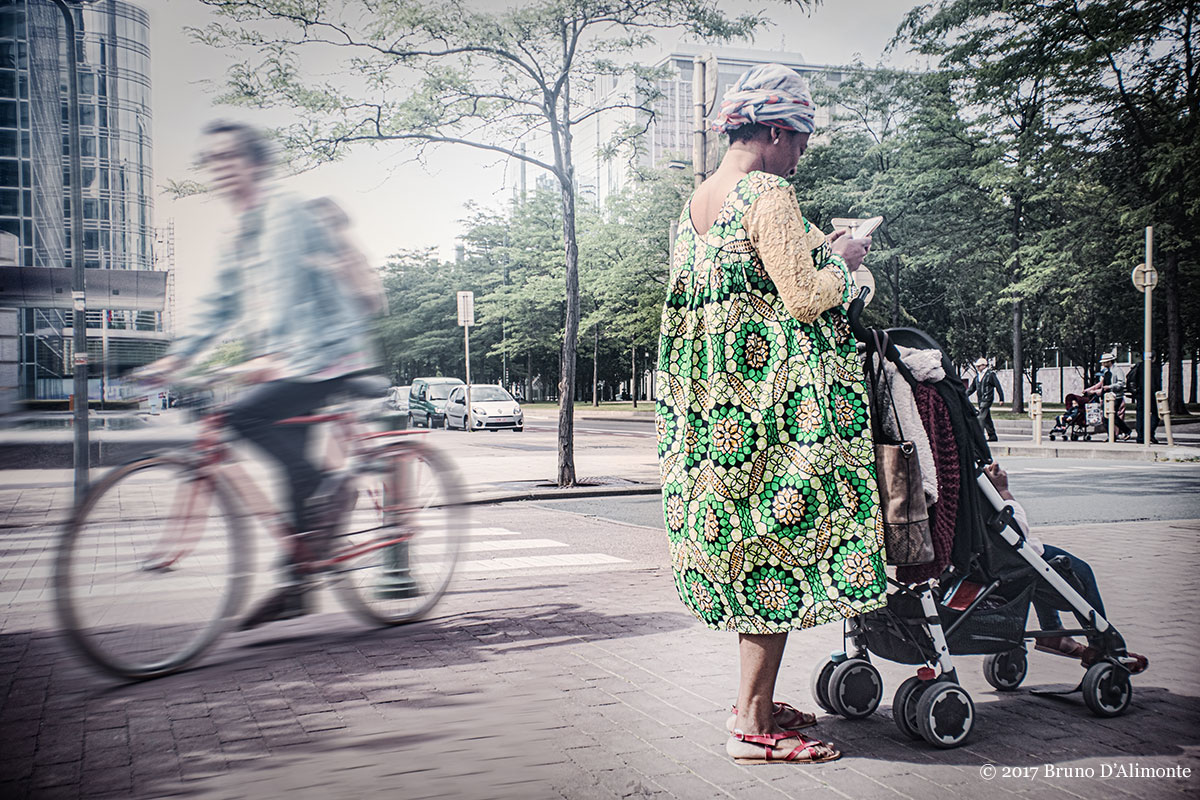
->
[0,493,1197,798]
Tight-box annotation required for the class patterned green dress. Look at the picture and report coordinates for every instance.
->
[655,171,887,634]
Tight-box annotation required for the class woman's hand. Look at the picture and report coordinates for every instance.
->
[828,230,871,272]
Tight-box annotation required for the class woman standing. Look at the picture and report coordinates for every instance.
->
[655,64,885,763]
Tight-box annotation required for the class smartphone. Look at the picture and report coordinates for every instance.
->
[852,216,883,239]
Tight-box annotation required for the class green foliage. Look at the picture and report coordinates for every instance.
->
[895,0,1199,409]
[373,170,689,396]
[192,0,796,482]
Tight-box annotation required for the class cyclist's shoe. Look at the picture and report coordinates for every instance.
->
[238,582,311,630]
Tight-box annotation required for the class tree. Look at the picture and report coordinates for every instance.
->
[467,190,571,399]
[375,248,464,382]
[581,166,690,405]
[792,67,1005,363]
[899,1,1096,412]
[897,0,1200,414]
[192,0,787,485]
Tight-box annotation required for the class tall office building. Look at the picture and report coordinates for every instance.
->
[573,43,843,205]
[0,0,165,403]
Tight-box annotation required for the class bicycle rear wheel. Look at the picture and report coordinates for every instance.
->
[54,456,250,680]
[333,440,464,625]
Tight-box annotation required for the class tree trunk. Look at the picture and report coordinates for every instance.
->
[891,257,900,328]
[592,323,599,407]
[1163,252,1187,415]
[525,352,532,404]
[1009,192,1024,414]
[557,179,579,486]
[1011,299,1024,413]
[631,344,637,409]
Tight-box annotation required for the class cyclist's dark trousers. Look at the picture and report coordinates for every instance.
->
[227,378,345,534]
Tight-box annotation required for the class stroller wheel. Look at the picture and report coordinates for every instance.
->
[810,657,838,714]
[916,682,975,748]
[982,647,1028,691]
[1081,661,1132,718]
[1049,433,1056,441]
[892,676,929,740]
[828,658,883,720]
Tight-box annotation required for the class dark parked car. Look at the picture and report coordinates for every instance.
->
[408,377,464,428]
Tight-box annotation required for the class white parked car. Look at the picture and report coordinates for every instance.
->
[443,385,523,431]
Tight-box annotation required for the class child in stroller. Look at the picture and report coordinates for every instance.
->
[983,462,1147,673]
[810,289,1149,749]
[1049,391,1107,441]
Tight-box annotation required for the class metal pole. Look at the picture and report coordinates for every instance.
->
[692,56,706,188]
[463,325,472,431]
[1144,226,1153,448]
[53,0,88,503]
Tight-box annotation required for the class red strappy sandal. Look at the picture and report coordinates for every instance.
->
[728,729,841,764]
[726,701,817,733]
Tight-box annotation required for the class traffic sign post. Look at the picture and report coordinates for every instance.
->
[457,291,474,430]
[1131,227,1157,448]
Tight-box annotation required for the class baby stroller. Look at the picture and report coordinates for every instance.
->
[1048,393,1103,441]
[808,289,1141,749]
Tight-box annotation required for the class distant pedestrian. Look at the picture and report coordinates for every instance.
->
[656,63,882,764]
[1085,352,1132,440]
[1126,353,1162,444]
[966,357,1004,441]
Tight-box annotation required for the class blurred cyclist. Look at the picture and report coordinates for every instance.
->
[139,121,379,629]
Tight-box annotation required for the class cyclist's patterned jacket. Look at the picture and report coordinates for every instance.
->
[168,190,377,380]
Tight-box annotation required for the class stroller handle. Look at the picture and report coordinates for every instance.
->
[848,286,872,344]
[848,285,901,363]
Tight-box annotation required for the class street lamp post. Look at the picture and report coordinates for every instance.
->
[50,0,90,503]
[1131,227,1158,448]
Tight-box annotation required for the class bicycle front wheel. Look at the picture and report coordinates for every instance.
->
[54,457,251,680]
[334,440,465,625]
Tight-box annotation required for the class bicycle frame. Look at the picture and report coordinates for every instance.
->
[148,403,430,573]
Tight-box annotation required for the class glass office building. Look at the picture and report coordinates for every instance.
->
[0,0,164,402]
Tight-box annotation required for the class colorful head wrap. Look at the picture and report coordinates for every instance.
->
[711,63,816,135]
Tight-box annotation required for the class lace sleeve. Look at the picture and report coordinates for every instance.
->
[743,185,849,323]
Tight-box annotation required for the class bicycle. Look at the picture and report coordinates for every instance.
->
[53,374,465,681]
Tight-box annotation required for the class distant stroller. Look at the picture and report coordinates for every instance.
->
[1048,392,1103,441]
[808,289,1143,749]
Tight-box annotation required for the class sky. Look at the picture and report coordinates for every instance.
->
[147,0,926,326]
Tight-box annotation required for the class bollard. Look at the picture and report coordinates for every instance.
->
[1104,391,1115,443]
[1030,392,1042,446]
[377,454,419,600]
[1156,390,1172,447]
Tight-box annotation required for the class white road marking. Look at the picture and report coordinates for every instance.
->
[462,538,568,553]
[458,553,628,572]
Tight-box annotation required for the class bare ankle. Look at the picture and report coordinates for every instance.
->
[736,699,777,734]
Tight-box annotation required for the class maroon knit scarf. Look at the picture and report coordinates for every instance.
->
[898,382,960,583]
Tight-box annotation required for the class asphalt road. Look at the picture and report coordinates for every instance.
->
[535,456,1200,529]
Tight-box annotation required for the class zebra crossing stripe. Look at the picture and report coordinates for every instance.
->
[458,553,628,572]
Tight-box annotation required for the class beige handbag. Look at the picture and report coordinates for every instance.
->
[870,332,935,567]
